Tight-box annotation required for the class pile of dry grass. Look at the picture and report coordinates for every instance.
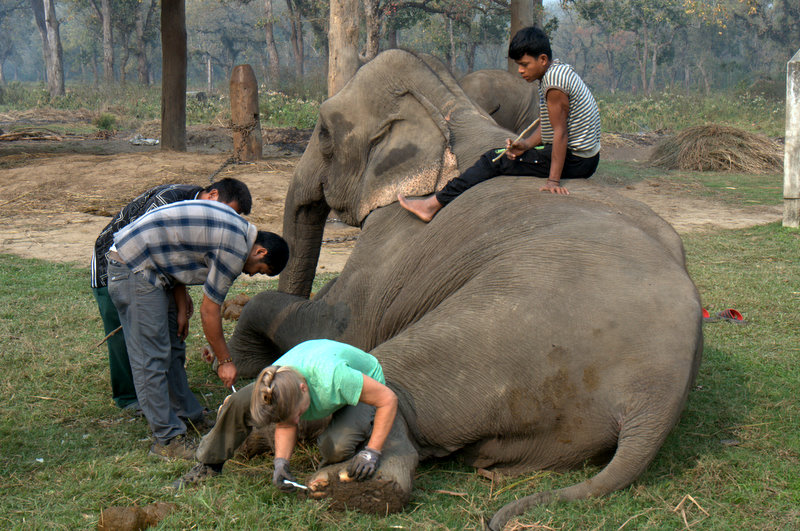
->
[648,125,783,173]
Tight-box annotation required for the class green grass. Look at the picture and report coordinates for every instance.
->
[598,90,785,137]
[668,170,785,206]
[0,82,322,130]
[3,82,788,138]
[1,220,799,528]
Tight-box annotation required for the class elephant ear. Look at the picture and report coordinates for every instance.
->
[354,89,459,224]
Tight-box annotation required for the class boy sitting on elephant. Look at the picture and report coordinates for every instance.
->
[399,26,601,221]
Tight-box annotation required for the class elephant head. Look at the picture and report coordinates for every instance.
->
[279,49,511,297]
[459,69,540,134]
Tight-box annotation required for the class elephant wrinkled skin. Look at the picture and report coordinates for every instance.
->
[460,68,539,134]
[231,50,702,529]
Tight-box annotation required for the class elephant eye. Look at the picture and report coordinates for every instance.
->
[369,118,399,146]
[318,126,334,158]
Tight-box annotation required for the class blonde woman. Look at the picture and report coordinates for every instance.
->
[174,339,398,490]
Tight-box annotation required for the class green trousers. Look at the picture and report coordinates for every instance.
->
[93,286,138,408]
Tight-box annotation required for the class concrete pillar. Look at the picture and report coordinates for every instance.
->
[784,49,800,228]
[230,64,262,161]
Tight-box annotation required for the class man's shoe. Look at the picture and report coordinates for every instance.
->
[184,411,215,434]
[122,401,143,417]
[171,463,220,489]
[149,434,197,461]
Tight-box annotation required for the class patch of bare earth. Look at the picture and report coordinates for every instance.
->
[0,126,781,271]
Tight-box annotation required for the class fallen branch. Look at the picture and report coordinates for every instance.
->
[672,493,710,529]
[95,325,123,348]
[0,129,63,142]
[433,489,468,498]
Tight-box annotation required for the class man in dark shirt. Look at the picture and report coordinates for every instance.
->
[91,178,251,412]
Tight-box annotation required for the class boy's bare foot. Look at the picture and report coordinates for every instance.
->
[397,194,443,222]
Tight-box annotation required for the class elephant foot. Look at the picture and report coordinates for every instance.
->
[307,465,410,514]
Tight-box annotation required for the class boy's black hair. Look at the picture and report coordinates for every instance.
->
[508,26,552,61]
[255,231,290,275]
[206,178,252,215]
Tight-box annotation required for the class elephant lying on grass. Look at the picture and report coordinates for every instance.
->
[228,49,702,529]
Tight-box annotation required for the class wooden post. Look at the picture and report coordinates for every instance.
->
[230,64,262,161]
[785,49,800,228]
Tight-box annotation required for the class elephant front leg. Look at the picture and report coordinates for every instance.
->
[307,404,418,514]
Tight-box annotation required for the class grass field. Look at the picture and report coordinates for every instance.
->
[1,81,797,528]
[0,215,798,529]
[0,82,786,138]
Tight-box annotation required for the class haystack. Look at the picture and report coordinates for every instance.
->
[648,125,783,173]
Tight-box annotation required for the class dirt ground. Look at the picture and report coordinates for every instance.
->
[0,120,782,272]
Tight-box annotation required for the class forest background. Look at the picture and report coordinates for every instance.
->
[0,0,797,106]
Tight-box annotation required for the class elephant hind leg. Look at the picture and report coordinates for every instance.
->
[487,410,675,531]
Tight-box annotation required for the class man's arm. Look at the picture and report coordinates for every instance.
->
[200,294,238,387]
[173,283,189,341]
[540,88,570,195]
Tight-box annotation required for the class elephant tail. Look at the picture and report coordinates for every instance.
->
[487,414,673,531]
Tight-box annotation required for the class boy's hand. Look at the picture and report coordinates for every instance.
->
[504,138,527,160]
[540,179,570,195]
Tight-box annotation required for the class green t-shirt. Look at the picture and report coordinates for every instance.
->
[273,339,385,421]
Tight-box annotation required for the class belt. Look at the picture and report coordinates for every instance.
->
[106,250,125,264]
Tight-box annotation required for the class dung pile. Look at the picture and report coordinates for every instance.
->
[648,125,783,173]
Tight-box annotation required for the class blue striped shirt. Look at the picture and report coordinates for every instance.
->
[113,200,257,305]
[91,184,203,288]
[539,60,601,157]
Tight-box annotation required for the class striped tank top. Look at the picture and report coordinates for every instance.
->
[539,60,601,157]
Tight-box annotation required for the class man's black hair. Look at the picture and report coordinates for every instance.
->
[206,178,252,215]
[255,231,290,276]
[508,26,552,61]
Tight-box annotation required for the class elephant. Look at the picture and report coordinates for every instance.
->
[228,49,702,529]
[459,68,540,134]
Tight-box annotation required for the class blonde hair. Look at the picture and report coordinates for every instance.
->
[250,365,306,426]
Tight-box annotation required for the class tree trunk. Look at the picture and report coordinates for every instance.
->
[328,0,359,96]
[120,45,129,84]
[207,55,213,93]
[161,0,187,151]
[648,45,658,95]
[508,0,533,73]
[0,63,5,85]
[43,0,64,96]
[286,0,304,78]
[263,0,280,84]
[533,0,543,27]
[101,0,113,83]
[30,0,65,97]
[91,53,99,85]
[696,59,711,96]
[447,17,456,73]
[135,0,155,85]
[387,27,397,49]
[465,42,477,73]
[362,0,381,61]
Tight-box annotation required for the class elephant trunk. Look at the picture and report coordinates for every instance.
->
[278,148,331,298]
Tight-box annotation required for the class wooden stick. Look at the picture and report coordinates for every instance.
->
[491,117,540,162]
[95,325,122,348]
